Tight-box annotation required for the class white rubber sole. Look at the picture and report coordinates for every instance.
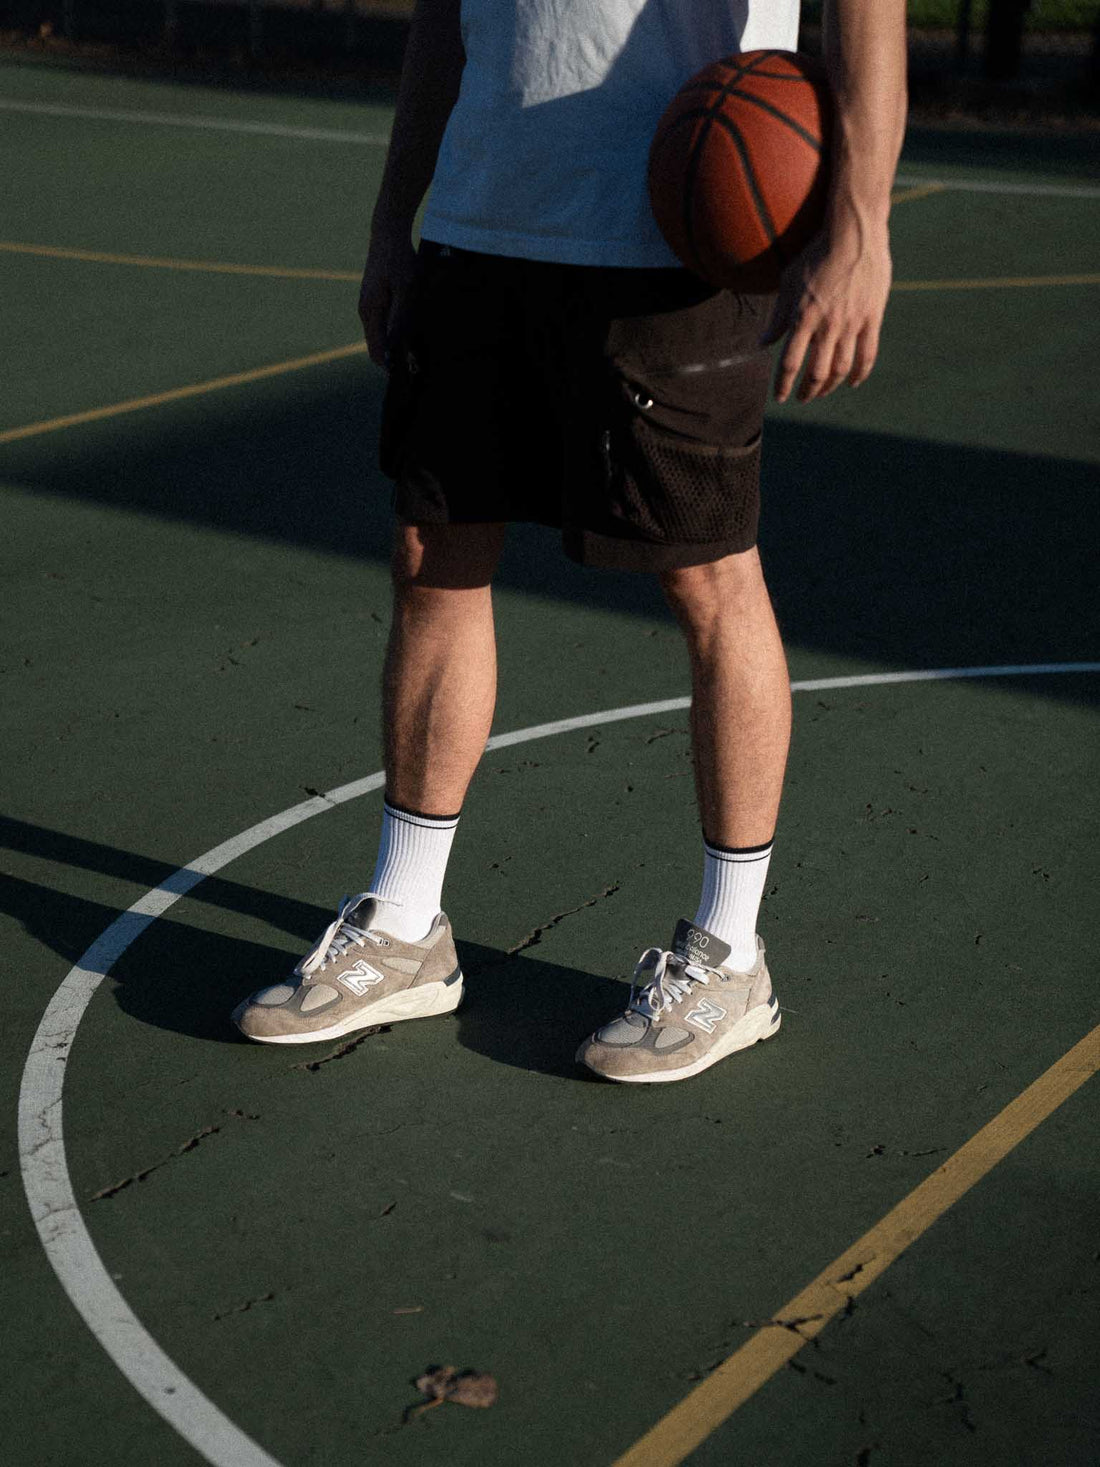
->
[234,974,463,1045]
[579,1001,781,1084]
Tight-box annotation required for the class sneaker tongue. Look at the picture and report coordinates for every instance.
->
[672,918,730,970]
[344,894,380,930]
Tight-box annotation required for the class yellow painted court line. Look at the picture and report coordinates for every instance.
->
[613,1020,1100,1467]
[6,238,1097,298]
[891,182,945,206]
[0,343,367,446]
[0,239,360,282]
[894,272,1100,292]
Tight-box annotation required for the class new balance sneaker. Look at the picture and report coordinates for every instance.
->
[576,919,780,1083]
[232,894,463,1044]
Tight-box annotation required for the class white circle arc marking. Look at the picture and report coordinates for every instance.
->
[19,663,1100,1467]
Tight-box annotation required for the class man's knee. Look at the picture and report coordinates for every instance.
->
[392,522,508,594]
[658,546,765,629]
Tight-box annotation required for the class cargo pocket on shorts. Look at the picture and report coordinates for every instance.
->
[603,378,762,548]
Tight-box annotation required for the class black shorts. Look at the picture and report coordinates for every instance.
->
[380,242,775,572]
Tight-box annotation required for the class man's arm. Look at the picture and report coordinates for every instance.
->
[763,0,907,403]
[359,0,465,365]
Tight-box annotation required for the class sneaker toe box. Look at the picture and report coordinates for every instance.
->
[232,982,308,1040]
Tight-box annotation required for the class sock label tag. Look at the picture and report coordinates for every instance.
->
[673,919,731,970]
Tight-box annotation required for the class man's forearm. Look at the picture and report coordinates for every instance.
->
[371,0,465,241]
[822,0,907,244]
[767,0,906,401]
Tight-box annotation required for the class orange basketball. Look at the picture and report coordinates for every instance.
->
[648,50,832,292]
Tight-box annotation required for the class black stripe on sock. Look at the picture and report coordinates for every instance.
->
[703,836,774,858]
[383,797,461,826]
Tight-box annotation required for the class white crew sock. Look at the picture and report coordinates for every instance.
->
[692,837,774,972]
[368,800,460,941]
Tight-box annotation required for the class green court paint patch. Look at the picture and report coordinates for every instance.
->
[18,665,1099,1467]
[6,70,1100,1467]
[613,1025,1100,1466]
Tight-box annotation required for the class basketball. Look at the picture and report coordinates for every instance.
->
[648,50,832,293]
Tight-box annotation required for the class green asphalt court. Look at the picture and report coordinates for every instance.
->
[2,52,1099,1467]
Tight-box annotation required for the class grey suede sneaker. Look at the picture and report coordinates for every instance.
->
[232,894,463,1044]
[577,919,779,1083]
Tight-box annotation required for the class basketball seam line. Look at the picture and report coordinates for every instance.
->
[675,58,765,278]
[724,85,823,154]
[681,117,708,275]
[676,71,812,94]
[743,49,782,75]
[708,111,780,248]
[675,50,773,96]
[655,53,812,274]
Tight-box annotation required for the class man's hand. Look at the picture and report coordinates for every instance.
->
[761,0,906,405]
[760,221,893,404]
[359,233,419,368]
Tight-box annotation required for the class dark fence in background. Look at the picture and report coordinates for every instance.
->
[4,0,412,68]
[3,0,1098,97]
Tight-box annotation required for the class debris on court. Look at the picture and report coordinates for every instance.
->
[408,1366,499,1419]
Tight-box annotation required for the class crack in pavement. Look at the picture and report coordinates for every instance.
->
[643,726,686,744]
[89,1124,221,1200]
[211,1292,274,1322]
[88,1110,259,1200]
[739,1313,826,1338]
[291,1027,390,1071]
[837,1260,870,1283]
[683,1315,828,1373]
[787,1358,837,1385]
[934,1372,977,1432]
[506,884,621,957]
[976,1347,1053,1376]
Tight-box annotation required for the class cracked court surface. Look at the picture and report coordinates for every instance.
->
[2,54,1100,1467]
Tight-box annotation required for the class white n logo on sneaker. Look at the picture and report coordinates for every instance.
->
[339,959,385,996]
[685,999,726,1034]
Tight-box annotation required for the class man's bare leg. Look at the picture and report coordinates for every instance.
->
[577,546,789,1080]
[658,546,790,971]
[383,521,507,814]
[231,521,501,1034]
[363,522,507,939]
[659,546,791,848]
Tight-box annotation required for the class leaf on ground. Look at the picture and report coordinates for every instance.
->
[411,1365,498,1415]
[449,1372,498,1408]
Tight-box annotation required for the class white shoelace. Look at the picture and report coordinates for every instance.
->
[629,947,711,1019]
[296,892,400,976]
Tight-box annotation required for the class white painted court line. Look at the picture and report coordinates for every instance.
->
[893,172,1100,201]
[18,663,1100,1467]
[2,97,1097,200]
[0,96,390,145]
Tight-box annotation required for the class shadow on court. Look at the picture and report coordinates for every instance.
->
[902,124,1100,182]
[3,369,1098,706]
[0,824,619,1072]
[455,942,623,1081]
[0,816,326,942]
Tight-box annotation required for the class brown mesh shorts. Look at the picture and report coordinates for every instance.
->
[379,242,776,572]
